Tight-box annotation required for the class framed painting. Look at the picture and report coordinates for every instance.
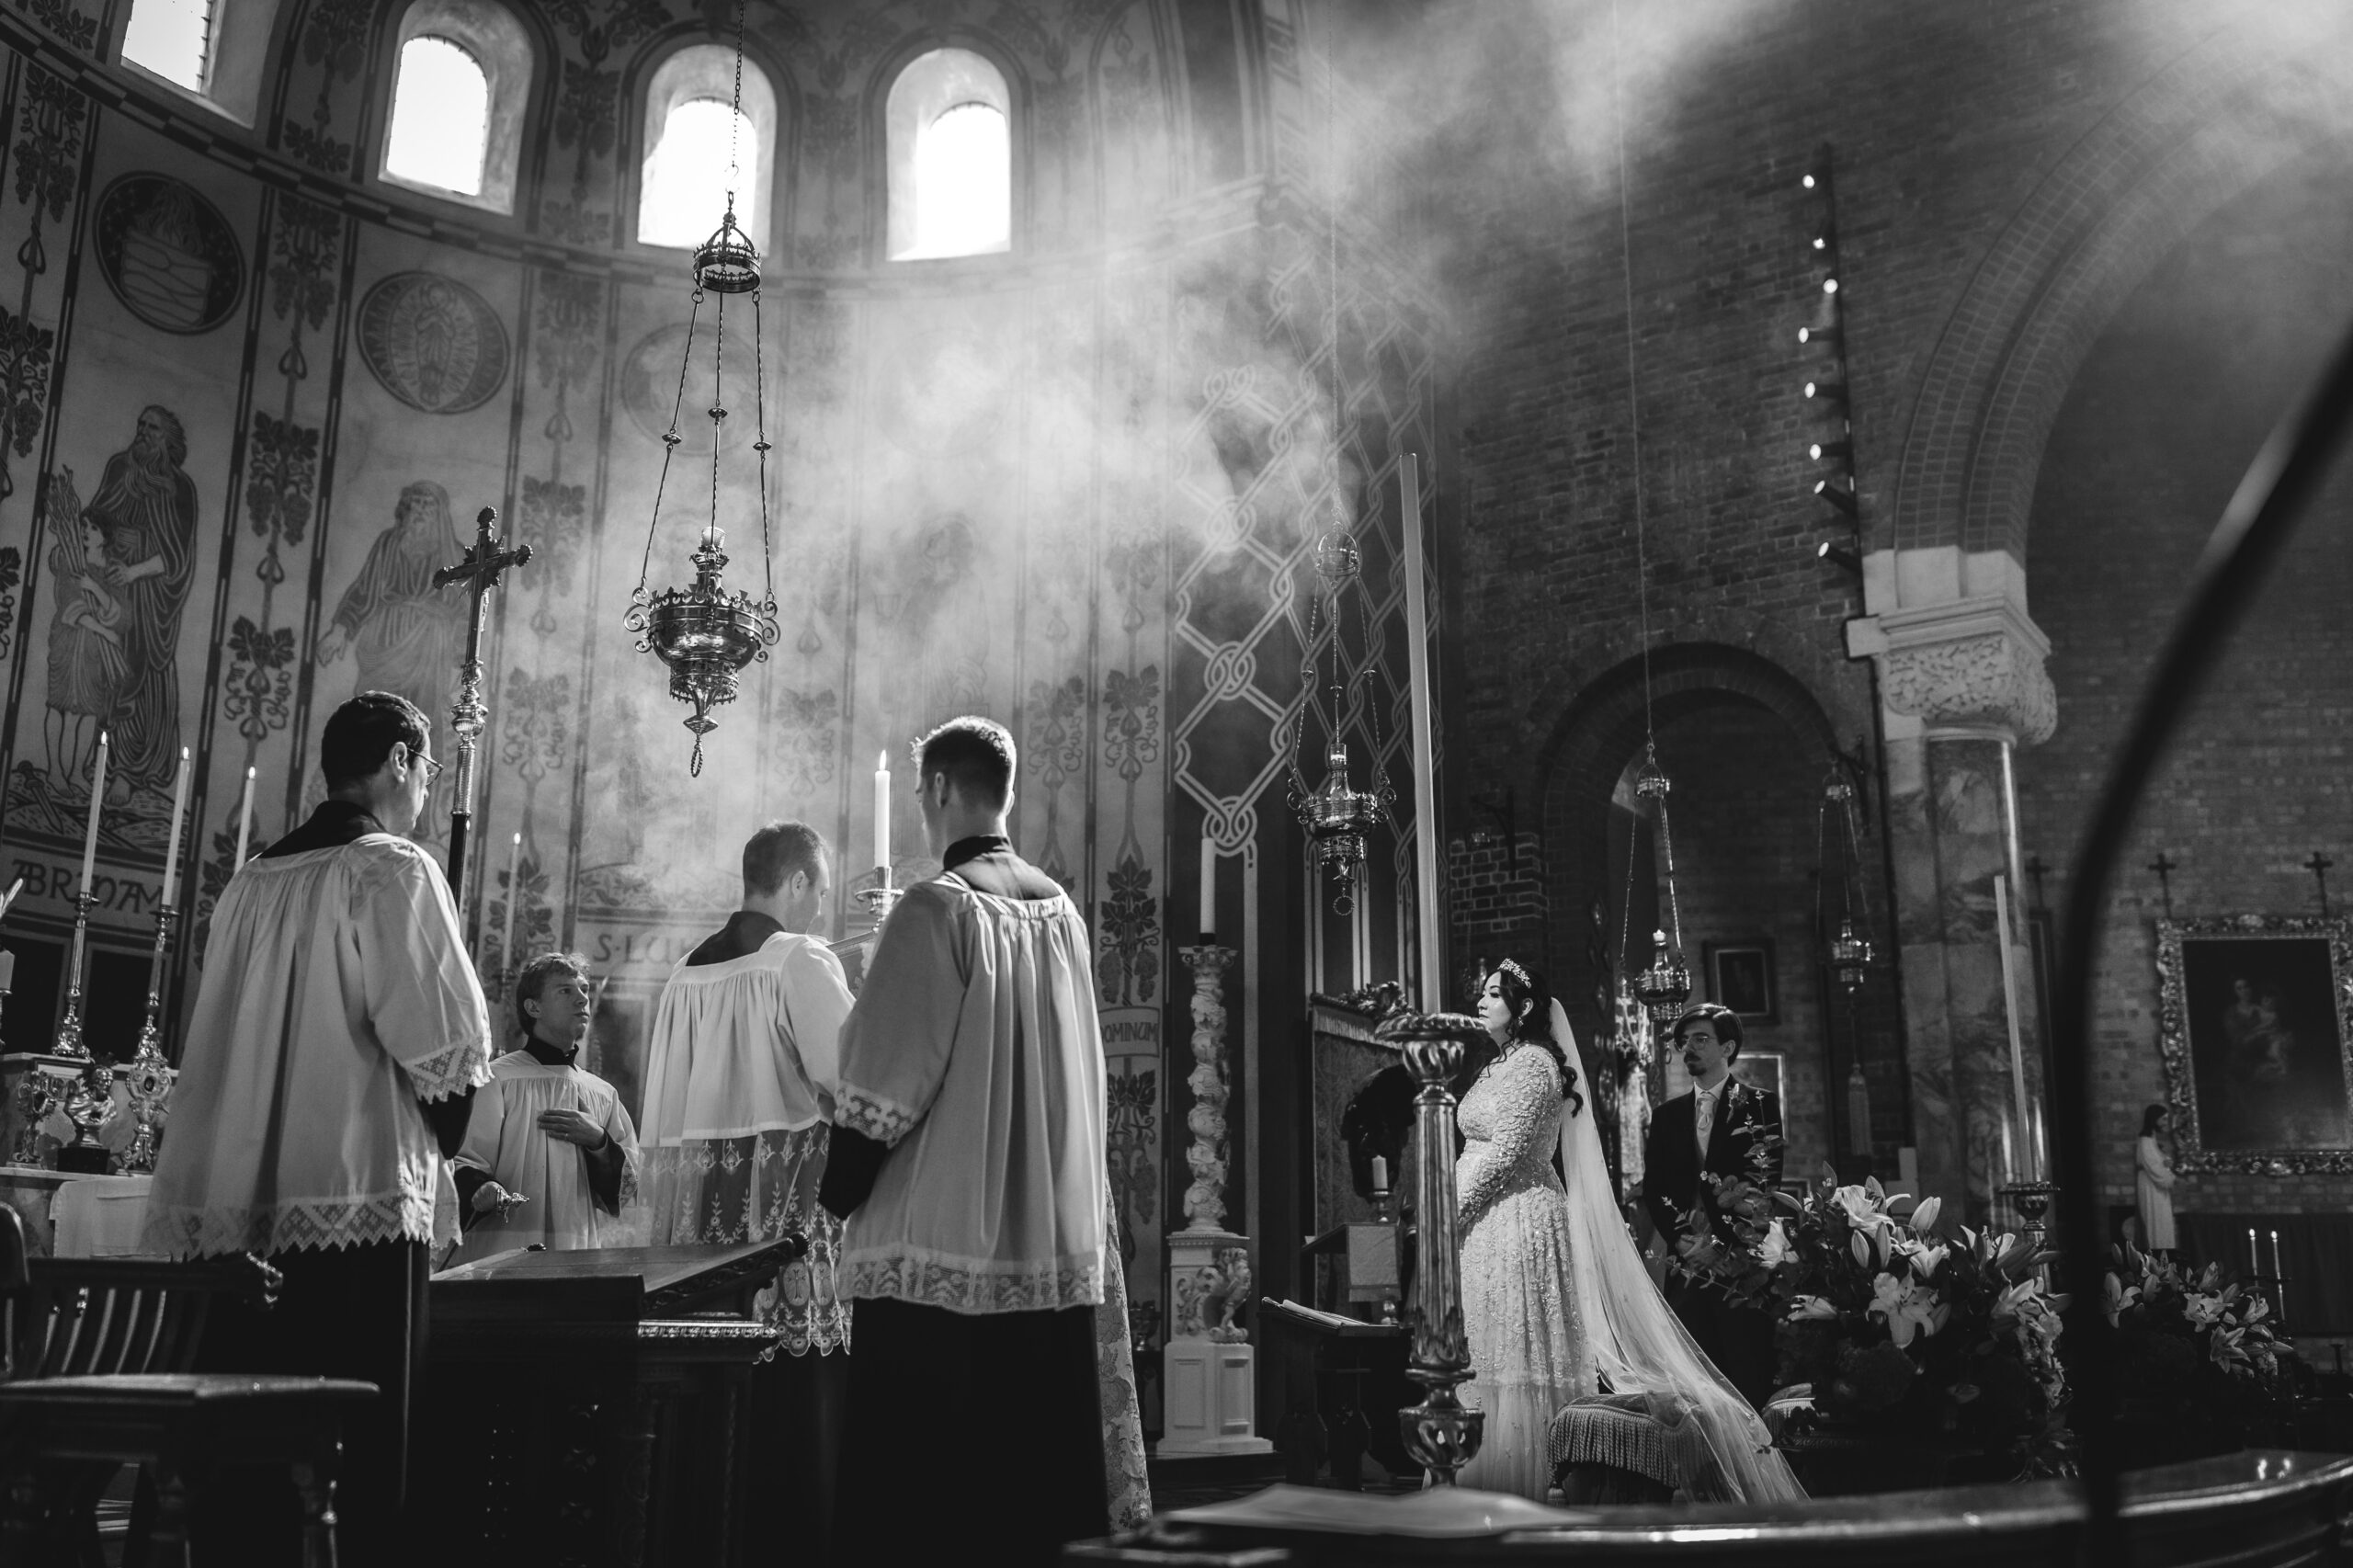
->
[2156,915,2353,1174]
[1706,939,1779,1023]
[1731,1051,1783,1106]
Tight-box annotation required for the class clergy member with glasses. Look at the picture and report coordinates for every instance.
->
[145,690,494,1563]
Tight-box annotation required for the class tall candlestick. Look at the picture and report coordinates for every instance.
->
[1398,453,1444,1003]
[873,751,891,876]
[1199,836,1216,942]
[2248,1227,2259,1276]
[233,765,256,869]
[79,730,109,892]
[158,747,189,907]
[1994,873,2036,1178]
[500,832,522,972]
[2271,1227,2282,1281]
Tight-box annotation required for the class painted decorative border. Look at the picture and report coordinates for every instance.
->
[2155,914,2353,1175]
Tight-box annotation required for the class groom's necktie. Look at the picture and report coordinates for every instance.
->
[1694,1085,1719,1162]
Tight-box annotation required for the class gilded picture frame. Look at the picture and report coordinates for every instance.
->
[2155,915,2353,1174]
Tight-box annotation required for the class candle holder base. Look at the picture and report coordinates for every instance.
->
[854,884,903,925]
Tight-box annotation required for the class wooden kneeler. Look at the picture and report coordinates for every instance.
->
[0,1205,377,1566]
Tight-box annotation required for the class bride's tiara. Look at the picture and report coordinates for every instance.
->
[1495,957,1532,988]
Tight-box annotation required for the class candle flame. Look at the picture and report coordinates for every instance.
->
[877,750,888,770]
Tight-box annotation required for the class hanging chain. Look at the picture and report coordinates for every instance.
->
[725,0,747,213]
[631,284,704,611]
[707,289,727,547]
[1609,0,1656,754]
[1655,769,1685,956]
[752,289,775,622]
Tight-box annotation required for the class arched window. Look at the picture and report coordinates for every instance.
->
[385,39,489,194]
[378,0,533,214]
[638,45,779,256]
[119,0,281,124]
[887,49,1012,261]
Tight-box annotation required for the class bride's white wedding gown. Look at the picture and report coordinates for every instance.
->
[1456,1043,1591,1499]
[1452,1030,1806,1504]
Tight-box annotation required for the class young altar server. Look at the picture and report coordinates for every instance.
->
[637,819,855,1553]
[822,716,1127,1566]
[450,950,638,1263]
[145,690,494,1565]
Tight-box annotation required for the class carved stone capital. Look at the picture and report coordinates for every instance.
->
[1847,595,2056,744]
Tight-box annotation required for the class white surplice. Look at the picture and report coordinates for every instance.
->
[451,1051,640,1263]
[145,831,493,1258]
[834,873,1108,1313]
[635,928,853,1354]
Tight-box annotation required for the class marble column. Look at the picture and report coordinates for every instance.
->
[1849,551,2056,1223]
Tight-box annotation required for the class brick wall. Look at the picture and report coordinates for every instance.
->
[2016,146,2353,1215]
[1447,829,1547,966]
[1418,1,2351,1218]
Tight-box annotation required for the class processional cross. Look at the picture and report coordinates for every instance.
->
[432,506,531,908]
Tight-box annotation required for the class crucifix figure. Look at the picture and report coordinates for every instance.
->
[432,505,531,909]
[2306,851,2335,919]
[2148,852,2177,920]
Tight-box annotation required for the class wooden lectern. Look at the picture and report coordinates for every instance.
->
[417,1238,801,1568]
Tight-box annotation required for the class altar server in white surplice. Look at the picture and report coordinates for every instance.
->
[639,821,853,1554]
[823,715,1141,1567]
[451,951,638,1263]
[144,691,494,1568]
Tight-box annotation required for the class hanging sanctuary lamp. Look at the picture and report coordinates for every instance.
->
[1287,151,1393,914]
[1815,766,1876,993]
[623,3,779,777]
[1621,744,1693,1029]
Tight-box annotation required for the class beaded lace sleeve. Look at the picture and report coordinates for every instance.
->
[1457,1046,1563,1226]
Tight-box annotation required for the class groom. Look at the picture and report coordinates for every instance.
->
[1642,1002,1783,1408]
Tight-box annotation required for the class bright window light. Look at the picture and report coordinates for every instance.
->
[639,97,758,248]
[122,0,217,93]
[384,36,490,196]
[904,101,1009,259]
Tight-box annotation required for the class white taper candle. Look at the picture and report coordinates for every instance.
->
[158,747,189,907]
[79,731,109,893]
[233,766,255,869]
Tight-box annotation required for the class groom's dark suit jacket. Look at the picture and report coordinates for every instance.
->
[1643,1075,1784,1406]
[1641,1077,1783,1250]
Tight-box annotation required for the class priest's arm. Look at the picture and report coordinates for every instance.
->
[358,844,495,1149]
[819,886,967,1220]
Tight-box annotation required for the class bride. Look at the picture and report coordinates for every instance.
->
[1454,957,1803,1503]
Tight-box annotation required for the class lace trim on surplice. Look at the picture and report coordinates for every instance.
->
[845,1245,1105,1314]
[405,1034,495,1102]
[835,1083,919,1146]
[144,1187,438,1259]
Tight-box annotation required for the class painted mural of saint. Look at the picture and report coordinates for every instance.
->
[42,406,199,801]
[41,492,128,787]
[314,480,465,737]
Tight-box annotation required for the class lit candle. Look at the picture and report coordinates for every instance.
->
[500,832,522,970]
[158,747,189,907]
[233,766,255,869]
[2271,1227,2282,1282]
[1199,836,1216,943]
[2248,1227,2259,1276]
[873,751,891,877]
[78,730,108,896]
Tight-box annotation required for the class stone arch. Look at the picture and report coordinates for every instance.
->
[1529,643,1843,1035]
[1887,20,2353,566]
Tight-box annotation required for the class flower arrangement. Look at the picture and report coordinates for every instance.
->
[1674,1169,2074,1476]
[2104,1244,2291,1464]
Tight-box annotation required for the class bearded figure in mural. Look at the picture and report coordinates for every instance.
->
[47,406,199,801]
[314,481,466,738]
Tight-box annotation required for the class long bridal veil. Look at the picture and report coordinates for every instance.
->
[1548,1000,1808,1503]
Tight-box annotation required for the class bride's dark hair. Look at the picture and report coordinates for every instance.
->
[1484,958,1583,1116]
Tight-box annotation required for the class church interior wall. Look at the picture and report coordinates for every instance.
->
[2017,144,2353,1215]
[1414,0,2353,1222]
[0,0,1467,1375]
